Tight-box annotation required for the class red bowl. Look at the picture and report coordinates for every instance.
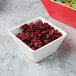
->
[41,0,76,28]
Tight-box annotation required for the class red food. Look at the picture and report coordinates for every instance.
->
[16,20,62,50]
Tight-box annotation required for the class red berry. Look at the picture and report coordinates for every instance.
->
[35,20,43,26]
[20,24,29,31]
[16,20,62,50]
[44,40,49,44]
[49,29,54,36]
[46,34,50,39]
[16,33,25,41]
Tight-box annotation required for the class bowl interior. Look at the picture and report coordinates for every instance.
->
[9,17,67,52]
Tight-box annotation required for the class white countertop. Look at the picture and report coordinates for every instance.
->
[0,0,76,76]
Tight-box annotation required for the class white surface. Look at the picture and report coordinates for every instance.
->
[0,0,76,76]
[9,17,66,62]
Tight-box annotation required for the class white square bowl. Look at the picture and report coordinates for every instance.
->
[9,17,67,62]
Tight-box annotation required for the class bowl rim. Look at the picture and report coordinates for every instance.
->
[50,0,76,11]
[9,17,67,53]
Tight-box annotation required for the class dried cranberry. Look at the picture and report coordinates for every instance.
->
[16,33,25,41]
[16,19,62,50]
[46,34,50,39]
[35,20,43,26]
[44,40,49,44]
[51,36,55,40]
[49,29,54,36]
[20,24,29,31]
[43,23,48,26]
